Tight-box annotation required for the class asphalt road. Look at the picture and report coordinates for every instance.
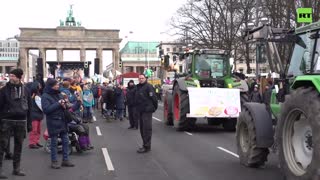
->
[1,104,283,180]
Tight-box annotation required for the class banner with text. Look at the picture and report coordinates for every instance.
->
[187,88,241,118]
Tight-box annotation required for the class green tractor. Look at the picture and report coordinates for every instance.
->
[236,22,320,179]
[163,49,248,131]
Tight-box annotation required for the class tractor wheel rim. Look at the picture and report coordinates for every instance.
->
[239,122,250,153]
[284,109,312,176]
[174,94,180,121]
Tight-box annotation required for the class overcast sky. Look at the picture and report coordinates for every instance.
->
[0,0,186,42]
[0,0,186,76]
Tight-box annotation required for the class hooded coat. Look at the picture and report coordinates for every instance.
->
[126,81,136,107]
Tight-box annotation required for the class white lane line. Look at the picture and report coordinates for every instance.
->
[96,126,102,136]
[93,116,97,122]
[102,148,115,171]
[152,117,162,122]
[217,147,239,158]
[184,131,193,136]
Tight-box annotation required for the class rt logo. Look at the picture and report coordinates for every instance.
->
[297,8,312,23]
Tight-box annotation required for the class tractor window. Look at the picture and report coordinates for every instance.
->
[288,33,315,76]
[312,35,320,73]
[194,54,227,78]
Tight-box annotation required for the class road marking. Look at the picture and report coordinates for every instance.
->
[93,116,97,122]
[152,117,162,122]
[96,126,102,136]
[102,148,115,171]
[184,131,193,136]
[217,147,239,158]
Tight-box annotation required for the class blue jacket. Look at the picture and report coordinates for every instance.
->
[60,87,76,103]
[41,86,68,136]
[115,87,125,110]
[82,90,95,107]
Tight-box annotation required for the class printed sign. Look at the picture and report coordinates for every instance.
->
[187,87,241,118]
[297,8,312,23]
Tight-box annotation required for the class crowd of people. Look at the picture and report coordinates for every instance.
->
[0,69,158,178]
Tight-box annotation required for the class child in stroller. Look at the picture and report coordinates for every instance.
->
[62,92,94,151]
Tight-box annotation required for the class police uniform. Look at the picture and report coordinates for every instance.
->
[135,81,157,153]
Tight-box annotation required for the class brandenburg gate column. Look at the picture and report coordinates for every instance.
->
[57,48,63,62]
[80,48,86,62]
[39,48,47,76]
[96,48,103,74]
[113,49,120,73]
[19,48,28,82]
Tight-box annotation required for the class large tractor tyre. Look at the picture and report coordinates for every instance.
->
[172,85,196,131]
[163,93,173,126]
[277,87,320,180]
[223,118,237,131]
[240,93,249,107]
[236,107,269,168]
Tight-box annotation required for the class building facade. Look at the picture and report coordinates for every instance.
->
[120,41,160,75]
[235,59,270,76]
[0,39,19,74]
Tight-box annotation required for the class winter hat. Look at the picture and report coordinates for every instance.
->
[46,78,58,87]
[10,68,23,79]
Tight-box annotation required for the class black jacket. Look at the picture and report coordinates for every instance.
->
[0,82,32,128]
[29,82,44,121]
[102,87,115,110]
[135,82,157,113]
[126,85,136,107]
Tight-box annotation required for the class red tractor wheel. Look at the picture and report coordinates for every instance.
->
[163,91,173,126]
[172,84,196,131]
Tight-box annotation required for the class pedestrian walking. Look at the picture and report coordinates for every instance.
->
[135,74,158,153]
[114,84,125,121]
[28,81,44,149]
[102,84,115,121]
[41,78,75,169]
[249,84,262,103]
[82,84,94,123]
[0,68,32,178]
[126,80,138,129]
[0,84,13,161]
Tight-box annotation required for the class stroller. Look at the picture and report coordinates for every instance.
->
[43,129,82,154]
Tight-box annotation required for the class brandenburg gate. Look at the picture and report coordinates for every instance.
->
[17,5,122,80]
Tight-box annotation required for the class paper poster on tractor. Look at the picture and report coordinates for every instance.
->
[187,87,241,118]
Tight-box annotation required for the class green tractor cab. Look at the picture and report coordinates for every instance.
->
[163,49,248,131]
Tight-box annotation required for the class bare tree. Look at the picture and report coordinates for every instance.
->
[170,0,320,74]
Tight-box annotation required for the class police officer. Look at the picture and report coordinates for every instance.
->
[0,68,32,178]
[135,74,158,153]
